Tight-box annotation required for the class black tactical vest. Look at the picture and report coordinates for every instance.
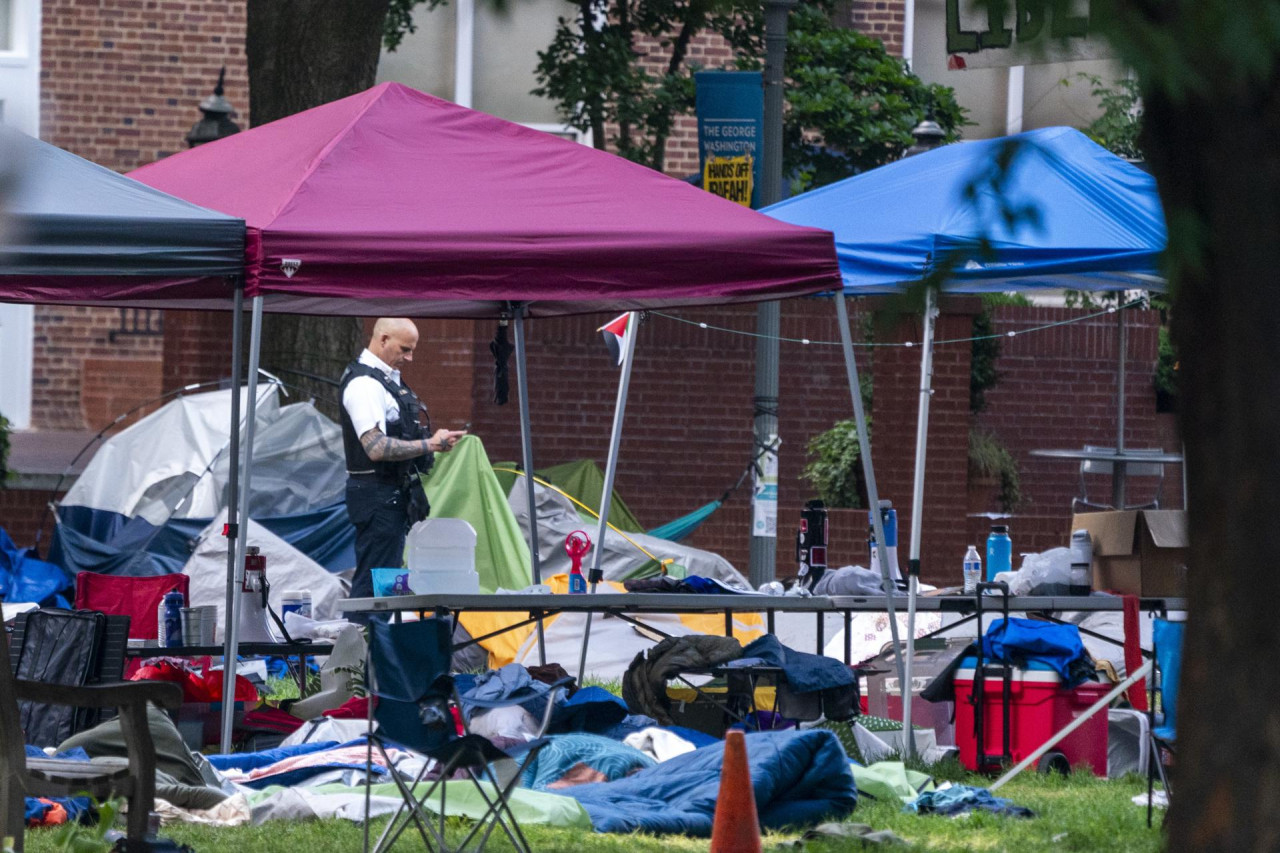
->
[339,361,430,482]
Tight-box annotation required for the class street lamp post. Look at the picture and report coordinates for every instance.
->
[186,67,242,148]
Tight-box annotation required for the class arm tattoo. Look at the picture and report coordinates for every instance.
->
[360,427,430,462]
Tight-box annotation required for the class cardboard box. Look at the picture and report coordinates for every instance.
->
[1070,510,1188,596]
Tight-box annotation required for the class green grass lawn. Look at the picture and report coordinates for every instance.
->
[21,681,1164,852]
[21,764,1165,852]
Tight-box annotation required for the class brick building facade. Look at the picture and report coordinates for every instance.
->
[25,0,248,434]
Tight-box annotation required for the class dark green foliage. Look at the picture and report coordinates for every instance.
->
[755,3,967,192]
[801,418,867,509]
[1155,324,1178,412]
[970,292,1031,413]
[1073,73,1144,161]
[533,0,965,180]
[969,428,1024,513]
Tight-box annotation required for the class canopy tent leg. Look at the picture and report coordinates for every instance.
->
[219,281,244,754]
[220,294,263,754]
[577,311,640,685]
[1114,303,1127,508]
[833,295,906,719]
[513,305,546,665]
[903,286,938,760]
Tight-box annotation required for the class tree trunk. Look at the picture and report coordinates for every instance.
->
[1144,76,1280,850]
[245,0,391,126]
[244,0,391,418]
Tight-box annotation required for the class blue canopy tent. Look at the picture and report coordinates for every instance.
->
[765,126,1165,295]
[763,126,1168,753]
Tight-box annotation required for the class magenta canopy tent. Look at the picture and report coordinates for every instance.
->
[125,81,845,752]
[129,82,839,316]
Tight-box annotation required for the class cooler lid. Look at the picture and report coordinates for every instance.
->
[955,657,1062,683]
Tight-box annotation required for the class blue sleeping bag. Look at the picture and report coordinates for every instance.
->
[568,729,856,834]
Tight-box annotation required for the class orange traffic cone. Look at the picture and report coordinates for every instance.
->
[710,729,762,853]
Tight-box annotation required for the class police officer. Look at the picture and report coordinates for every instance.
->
[339,318,466,606]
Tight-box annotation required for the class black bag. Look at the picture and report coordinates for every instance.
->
[404,472,431,527]
[11,608,109,746]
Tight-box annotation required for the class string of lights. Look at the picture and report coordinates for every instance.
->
[650,297,1148,348]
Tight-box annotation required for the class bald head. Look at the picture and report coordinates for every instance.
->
[368,318,419,370]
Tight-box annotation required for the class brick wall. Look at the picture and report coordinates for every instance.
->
[40,0,248,171]
[968,305,1174,563]
[160,310,233,390]
[30,306,164,430]
[869,299,980,580]
[159,301,1167,590]
[836,0,907,56]
[0,488,63,552]
[29,0,249,431]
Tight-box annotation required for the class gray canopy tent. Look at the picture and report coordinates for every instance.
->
[0,125,244,287]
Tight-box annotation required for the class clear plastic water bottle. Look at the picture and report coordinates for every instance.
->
[963,545,982,594]
[986,524,1012,582]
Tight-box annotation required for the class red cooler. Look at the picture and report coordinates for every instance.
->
[954,657,1110,775]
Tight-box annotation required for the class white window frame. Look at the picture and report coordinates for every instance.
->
[0,0,40,133]
[522,122,593,147]
[0,0,39,429]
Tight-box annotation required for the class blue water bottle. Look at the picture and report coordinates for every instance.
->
[986,524,1012,582]
[162,591,185,648]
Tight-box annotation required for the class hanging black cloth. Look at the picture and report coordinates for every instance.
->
[489,322,514,405]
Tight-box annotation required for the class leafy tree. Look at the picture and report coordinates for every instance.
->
[758,3,967,191]
[534,0,965,182]
[1072,73,1143,161]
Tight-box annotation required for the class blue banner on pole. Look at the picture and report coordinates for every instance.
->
[695,71,764,209]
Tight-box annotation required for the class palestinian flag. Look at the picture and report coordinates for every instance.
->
[598,312,630,366]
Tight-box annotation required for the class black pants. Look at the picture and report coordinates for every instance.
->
[346,477,407,614]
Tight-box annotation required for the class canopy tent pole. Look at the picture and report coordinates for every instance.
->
[220,293,263,754]
[834,295,906,706]
[218,281,244,754]
[513,304,546,664]
[1114,303,1127,507]
[577,311,640,684]
[902,287,939,760]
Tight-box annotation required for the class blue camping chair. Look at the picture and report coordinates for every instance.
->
[362,618,561,853]
[1147,618,1183,826]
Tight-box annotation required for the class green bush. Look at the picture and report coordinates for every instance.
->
[802,418,868,509]
[969,428,1025,513]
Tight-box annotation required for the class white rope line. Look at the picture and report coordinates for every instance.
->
[650,297,1147,348]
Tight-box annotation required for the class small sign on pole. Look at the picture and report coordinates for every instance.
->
[695,71,764,208]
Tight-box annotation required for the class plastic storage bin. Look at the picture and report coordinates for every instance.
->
[373,517,480,596]
[954,657,1110,775]
[862,638,971,746]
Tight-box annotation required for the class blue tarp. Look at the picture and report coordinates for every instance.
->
[763,126,1166,294]
[569,729,856,835]
[50,503,355,578]
[0,528,72,604]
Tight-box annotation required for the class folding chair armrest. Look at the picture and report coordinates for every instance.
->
[11,678,184,710]
[534,683,569,739]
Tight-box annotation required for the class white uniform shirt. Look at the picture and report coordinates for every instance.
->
[342,348,402,442]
